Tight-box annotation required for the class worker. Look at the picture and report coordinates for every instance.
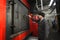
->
[28,11,50,40]
[34,12,49,40]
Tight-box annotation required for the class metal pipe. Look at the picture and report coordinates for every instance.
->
[9,0,15,34]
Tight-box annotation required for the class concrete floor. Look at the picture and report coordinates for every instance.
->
[48,32,60,40]
[26,32,60,40]
[26,36,38,40]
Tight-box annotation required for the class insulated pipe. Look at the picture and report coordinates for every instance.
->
[48,0,56,7]
[40,0,43,10]
[48,0,54,6]
[36,0,39,10]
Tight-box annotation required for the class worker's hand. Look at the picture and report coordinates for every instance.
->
[28,15,32,18]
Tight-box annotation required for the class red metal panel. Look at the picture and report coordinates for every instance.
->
[12,30,30,40]
[0,0,6,40]
[29,14,33,33]
[29,12,38,37]
[32,22,38,36]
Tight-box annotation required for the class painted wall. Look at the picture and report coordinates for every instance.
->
[0,0,6,40]
[6,0,29,40]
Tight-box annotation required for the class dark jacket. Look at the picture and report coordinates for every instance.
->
[38,19,50,40]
